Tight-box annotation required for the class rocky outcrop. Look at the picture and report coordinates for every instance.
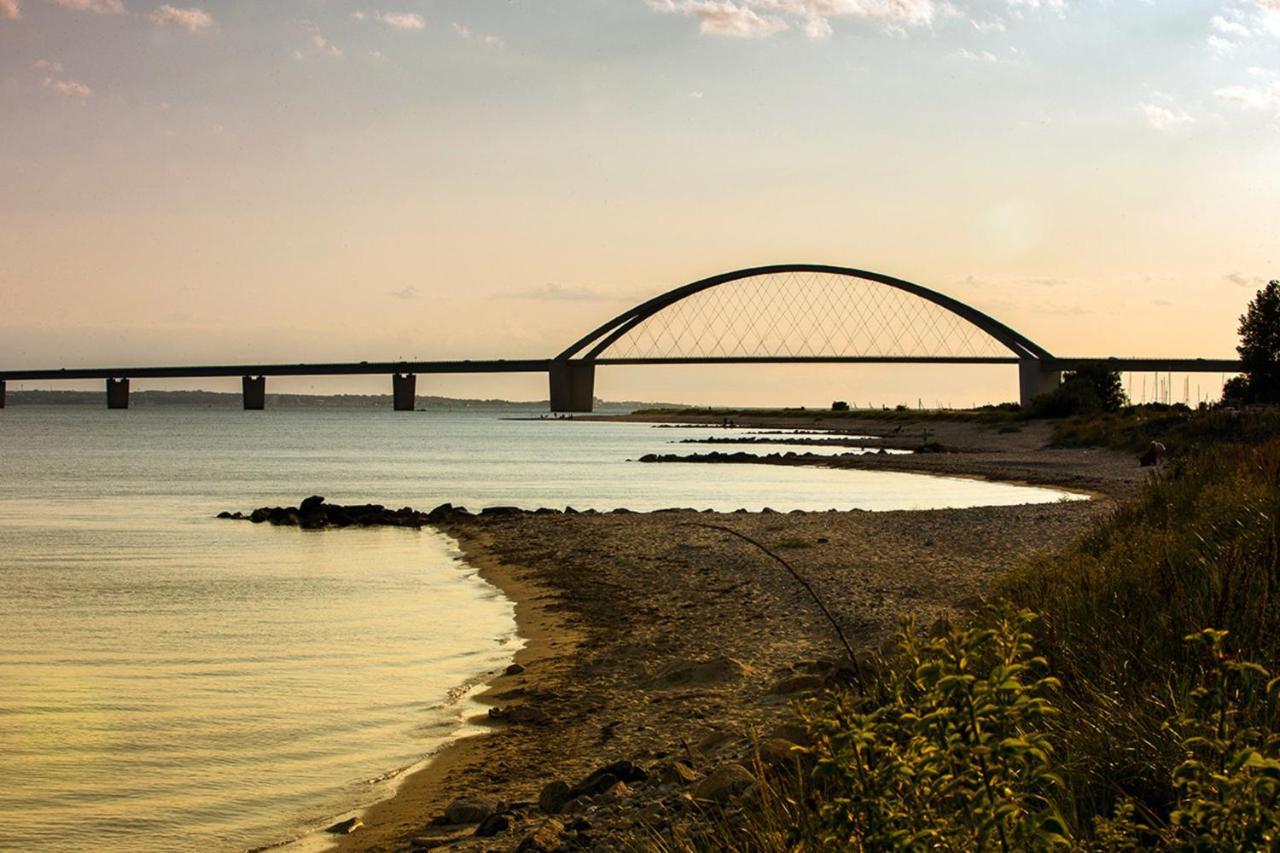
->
[216,496,473,528]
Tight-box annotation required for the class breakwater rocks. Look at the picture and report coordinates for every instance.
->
[216,497,681,528]
[216,495,473,529]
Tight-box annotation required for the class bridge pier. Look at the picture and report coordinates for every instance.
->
[549,361,595,412]
[242,376,266,410]
[0,379,5,409]
[1018,359,1061,407]
[106,378,130,409]
[392,373,416,411]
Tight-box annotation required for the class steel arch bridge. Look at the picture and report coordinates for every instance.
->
[549,263,1063,410]
[0,262,1241,411]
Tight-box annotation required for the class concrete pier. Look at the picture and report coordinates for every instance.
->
[242,375,266,410]
[1018,359,1061,407]
[392,373,416,411]
[106,378,130,409]
[549,361,595,412]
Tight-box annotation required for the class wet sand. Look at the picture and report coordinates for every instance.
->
[335,416,1138,852]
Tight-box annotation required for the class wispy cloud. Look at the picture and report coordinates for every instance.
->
[647,0,937,40]
[1227,272,1268,288]
[147,5,213,33]
[1210,14,1252,37]
[452,22,503,46]
[32,58,63,72]
[294,23,342,60]
[0,0,19,20]
[43,77,92,98]
[1214,79,1280,113]
[1141,100,1193,130]
[953,47,998,62]
[377,11,424,30]
[50,0,124,13]
[389,286,419,300]
[970,17,1005,32]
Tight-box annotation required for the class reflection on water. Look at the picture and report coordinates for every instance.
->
[0,407,1082,851]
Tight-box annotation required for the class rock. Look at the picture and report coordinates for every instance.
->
[444,796,494,825]
[770,723,814,747]
[488,705,549,725]
[480,506,522,516]
[767,673,826,695]
[650,760,701,786]
[759,738,802,766]
[299,495,326,513]
[570,772,617,799]
[516,818,565,852]
[325,816,363,834]
[249,508,270,523]
[570,760,648,798]
[539,780,572,814]
[473,811,513,837]
[596,780,631,804]
[505,663,526,676]
[216,511,233,519]
[649,656,749,688]
[691,764,756,804]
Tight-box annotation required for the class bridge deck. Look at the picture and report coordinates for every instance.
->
[0,355,1240,382]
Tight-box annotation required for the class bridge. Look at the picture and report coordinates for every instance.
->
[0,264,1240,411]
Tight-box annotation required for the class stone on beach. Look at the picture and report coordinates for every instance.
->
[443,795,494,825]
[691,763,756,804]
[649,655,750,688]
[515,818,565,852]
[325,816,363,834]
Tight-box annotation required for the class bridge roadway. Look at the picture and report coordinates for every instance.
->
[0,356,1242,411]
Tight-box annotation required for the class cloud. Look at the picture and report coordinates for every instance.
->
[50,0,124,13]
[512,283,610,302]
[389,286,419,300]
[1214,80,1280,112]
[43,77,92,98]
[377,11,424,30]
[0,0,19,19]
[32,58,63,72]
[970,17,1005,32]
[1227,272,1268,288]
[1004,0,1064,9]
[1208,34,1238,54]
[1254,0,1280,9]
[452,22,503,46]
[148,5,213,32]
[1141,101,1193,130]
[1210,14,1251,36]
[953,47,997,62]
[648,0,937,40]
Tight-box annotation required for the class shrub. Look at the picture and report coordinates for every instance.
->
[802,607,1070,851]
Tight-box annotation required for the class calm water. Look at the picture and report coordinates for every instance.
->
[0,407,1082,851]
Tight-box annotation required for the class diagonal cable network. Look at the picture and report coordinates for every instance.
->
[605,272,1011,360]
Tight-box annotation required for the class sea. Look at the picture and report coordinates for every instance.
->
[0,406,1083,851]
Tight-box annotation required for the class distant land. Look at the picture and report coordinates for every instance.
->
[4,389,682,412]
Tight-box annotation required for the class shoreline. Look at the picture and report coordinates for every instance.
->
[327,416,1140,851]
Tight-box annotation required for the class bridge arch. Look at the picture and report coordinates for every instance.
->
[550,264,1059,410]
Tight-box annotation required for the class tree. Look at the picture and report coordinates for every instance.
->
[1237,280,1280,405]
[1062,364,1127,413]
[1027,365,1126,418]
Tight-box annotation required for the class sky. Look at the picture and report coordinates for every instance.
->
[1,0,1277,406]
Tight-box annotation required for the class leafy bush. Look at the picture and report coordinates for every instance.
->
[802,607,1069,851]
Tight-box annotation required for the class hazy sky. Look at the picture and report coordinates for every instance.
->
[1,0,1276,405]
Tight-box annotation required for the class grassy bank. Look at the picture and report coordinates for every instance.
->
[647,410,1280,850]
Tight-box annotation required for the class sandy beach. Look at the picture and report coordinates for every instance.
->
[335,416,1139,852]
